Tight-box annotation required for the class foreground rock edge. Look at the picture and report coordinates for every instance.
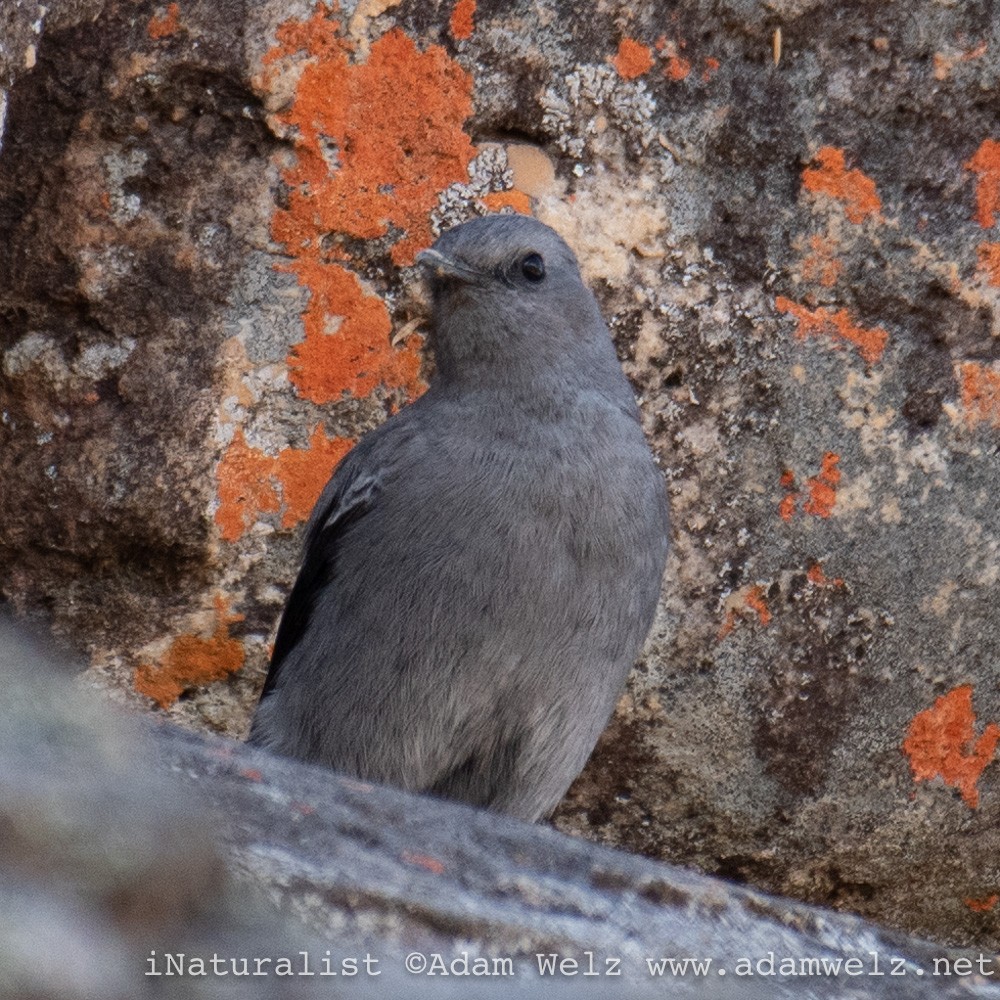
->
[158,720,1000,999]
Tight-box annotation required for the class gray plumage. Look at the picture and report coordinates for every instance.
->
[249,214,669,821]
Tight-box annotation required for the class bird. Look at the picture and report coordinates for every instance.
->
[248,214,669,822]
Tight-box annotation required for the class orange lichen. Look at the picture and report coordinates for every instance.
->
[134,596,246,708]
[717,614,736,640]
[701,56,720,81]
[480,189,532,214]
[803,452,840,518]
[263,11,474,403]
[964,894,1000,913]
[664,55,692,81]
[274,425,355,527]
[976,242,1000,286]
[653,37,692,81]
[744,585,772,625]
[718,585,772,640]
[215,428,280,542]
[286,261,423,404]
[801,234,843,287]
[449,0,475,40]
[215,426,354,542]
[401,850,446,874]
[775,296,888,364]
[965,139,1000,229]
[801,146,882,224]
[778,469,797,521]
[148,2,181,39]
[966,895,1000,913]
[903,685,1000,808]
[807,561,844,587]
[613,38,654,79]
[957,361,1000,429]
[267,17,475,267]
[779,456,841,520]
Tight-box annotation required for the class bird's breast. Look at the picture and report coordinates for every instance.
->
[437,402,664,569]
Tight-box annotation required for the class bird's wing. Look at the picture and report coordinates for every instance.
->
[256,426,400,702]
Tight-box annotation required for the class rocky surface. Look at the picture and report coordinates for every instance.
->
[2,0,1000,947]
[0,617,319,1000]
[4,620,998,1000]
[164,719,1000,1000]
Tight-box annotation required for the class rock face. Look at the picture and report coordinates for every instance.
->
[4,624,998,1000]
[2,0,1000,947]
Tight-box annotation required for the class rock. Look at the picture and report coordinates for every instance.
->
[3,616,997,1000]
[0,616,318,999]
[2,0,1000,946]
[168,721,1000,1000]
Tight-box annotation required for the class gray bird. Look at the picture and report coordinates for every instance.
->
[249,214,669,821]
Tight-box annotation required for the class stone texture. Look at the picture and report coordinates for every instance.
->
[2,0,1000,948]
[165,718,1000,1000]
[0,616,322,1000]
[4,619,998,1000]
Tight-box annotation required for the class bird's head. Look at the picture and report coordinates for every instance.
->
[416,214,611,387]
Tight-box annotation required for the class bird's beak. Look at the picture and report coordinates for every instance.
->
[416,248,481,283]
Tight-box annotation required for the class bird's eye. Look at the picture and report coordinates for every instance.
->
[520,253,546,282]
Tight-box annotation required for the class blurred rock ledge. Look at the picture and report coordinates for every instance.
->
[2,615,997,1000]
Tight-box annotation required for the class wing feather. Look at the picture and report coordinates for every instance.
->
[253,435,388,705]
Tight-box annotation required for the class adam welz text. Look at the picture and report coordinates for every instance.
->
[145,950,999,980]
